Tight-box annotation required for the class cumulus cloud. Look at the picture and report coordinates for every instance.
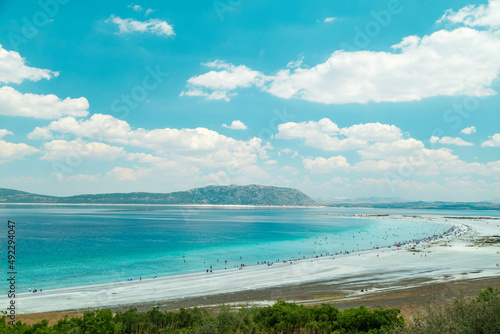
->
[33,113,270,168]
[324,17,337,23]
[0,140,38,162]
[276,119,403,151]
[303,156,350,173]
[267,28,500,104]
[41,140,126,161]
[339,123,402,142]
[27,127,53,140]
[438,0,500,29]
[461,126,477,135]
[181,60,267,101]
[106,15,175,37]
[106,167,151,181]
[0,45,58,84]
[0,86,89,119]
[357,138,425,160]
[481,133,500,147]
[127,152,178,169]
[429,136,473,146]
[184,27,500,104]
[0,129,13,139]
[222,120,247,130]
[354,139,497,176]
[273,118,499,177]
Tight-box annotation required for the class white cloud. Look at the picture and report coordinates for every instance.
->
[222,120,247,130]
[481,133,500,147]
[276,119,403,151]
[206,90,235,101]
[286,56,304,69]
[264,160,277,165]
[429,136,439,143]
[107,167,151,181]
[41,140,126,161]
[429,136,473,146]
[354,160,403,172]
[27,127,53,140]
[185,28,500,104]
[128,3,142,11]
[354,139,497,176]
[357,139,425,160]
[461,126,477,135]
[339,123,402,142]
[278,119,498,178]
[0,129,13,139]
[266,28,500,104]
[127,152,178,169]
[303,156,350,173]
[42,113,131,142]
[0,86,89,119]
[438,0,500,29]
[106,15,175,37]
[52,173,100,183]
[324,17,337,23]
[0,44,58,84]
[182,60,266,101]
[179,88,208,97]
[34,114,271,168]
[145,8,155,16]
[0,140,38,162]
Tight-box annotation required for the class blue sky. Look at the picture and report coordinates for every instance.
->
[0,0,499,201]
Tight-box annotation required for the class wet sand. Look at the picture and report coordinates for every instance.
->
[16,275,500,325]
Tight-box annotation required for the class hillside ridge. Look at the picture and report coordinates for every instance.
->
[0,185,318,206]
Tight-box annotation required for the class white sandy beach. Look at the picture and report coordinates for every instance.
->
[9,214,500,314]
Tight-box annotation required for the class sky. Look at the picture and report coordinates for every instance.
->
[0,0,499,202]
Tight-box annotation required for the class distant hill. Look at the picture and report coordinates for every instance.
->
[326,200,500,211]
[0,185,319,206]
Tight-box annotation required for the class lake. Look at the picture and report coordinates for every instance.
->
[1,204,480,292]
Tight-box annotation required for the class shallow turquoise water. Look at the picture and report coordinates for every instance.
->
[0,205,455,292]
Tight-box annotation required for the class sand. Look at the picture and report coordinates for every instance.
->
[6,214,500,315]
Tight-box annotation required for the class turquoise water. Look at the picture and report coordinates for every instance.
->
[0,205,456,292]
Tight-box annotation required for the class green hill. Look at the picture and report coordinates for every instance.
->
[0,185,318,206]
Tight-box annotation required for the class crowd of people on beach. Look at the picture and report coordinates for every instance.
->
[197,223,468,275]
[57,221,471,286]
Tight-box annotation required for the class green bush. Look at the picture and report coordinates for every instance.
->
[389,287,500,334]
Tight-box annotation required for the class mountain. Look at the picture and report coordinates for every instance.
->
[0,185,319,206]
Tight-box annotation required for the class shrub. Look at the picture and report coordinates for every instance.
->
[389,287,500,334]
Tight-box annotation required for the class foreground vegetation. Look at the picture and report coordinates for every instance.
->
[1,287,498,333]
[392,287,500,334]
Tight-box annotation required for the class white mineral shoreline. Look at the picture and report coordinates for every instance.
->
[8,214,500,314]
